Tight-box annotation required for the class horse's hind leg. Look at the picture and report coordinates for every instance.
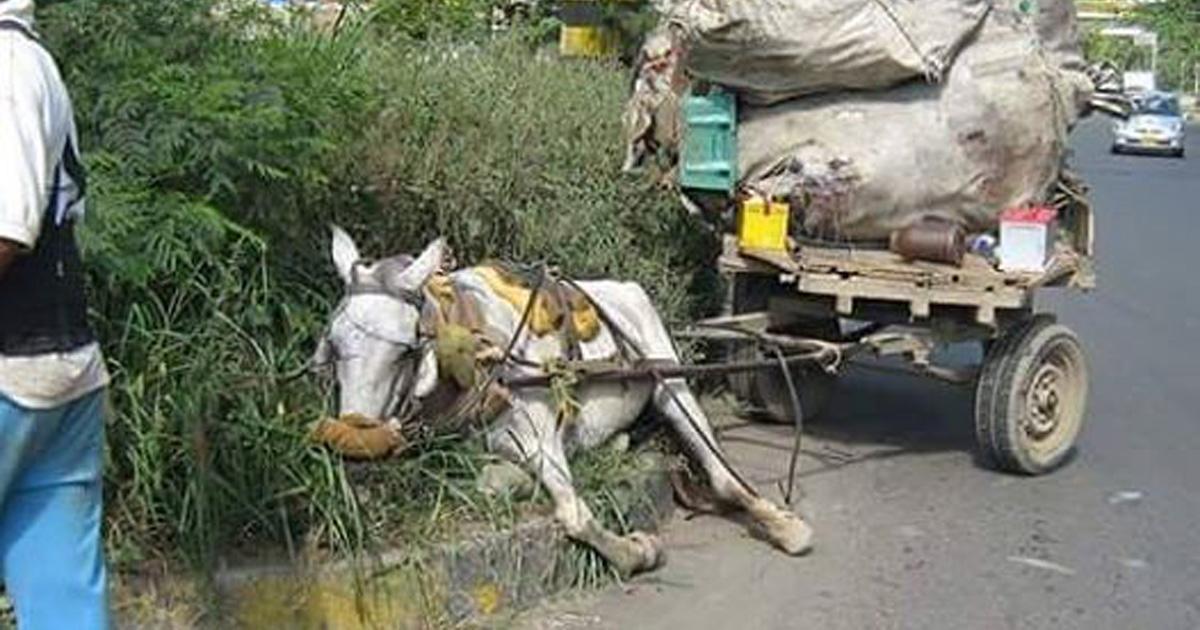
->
[653,378,814,555]
[583,281,813,555]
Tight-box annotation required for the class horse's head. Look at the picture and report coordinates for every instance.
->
[315,226,443,424]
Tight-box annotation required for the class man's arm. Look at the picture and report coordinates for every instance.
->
[0,34,54,277]
[0,239,20,278]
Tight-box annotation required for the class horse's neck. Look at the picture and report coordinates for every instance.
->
[450,267,523,338]
[450,267,571,362]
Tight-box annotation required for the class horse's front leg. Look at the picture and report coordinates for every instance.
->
[653,378,814,555]
[487,400,665,576]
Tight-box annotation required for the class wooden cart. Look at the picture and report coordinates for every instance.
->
[708,197,1095,475]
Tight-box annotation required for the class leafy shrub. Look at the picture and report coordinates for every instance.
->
[350,39,716,320]
[40,0,378,567]
[369,0,495,41]
[34,0,714,570]
[44,0,376,252]
[1131,0,1200,91]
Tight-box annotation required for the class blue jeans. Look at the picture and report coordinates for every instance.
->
[0,390,109,630]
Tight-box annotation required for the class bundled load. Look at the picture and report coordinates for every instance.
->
[672,0,992,104]
[624,0,1100,243]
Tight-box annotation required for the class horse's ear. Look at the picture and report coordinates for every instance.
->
[331,224,361,285]
[386,238,445,294]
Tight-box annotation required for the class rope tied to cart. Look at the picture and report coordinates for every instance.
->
[528,281,845,507]
[685,321,844,506]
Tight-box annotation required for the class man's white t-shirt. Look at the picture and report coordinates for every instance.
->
[0,8,108,410]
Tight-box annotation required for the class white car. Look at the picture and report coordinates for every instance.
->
[1112,92,1187,158]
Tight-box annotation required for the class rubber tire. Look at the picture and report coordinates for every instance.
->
[975,315,1089,475]
[729,335,838,424]
[724,274,838,423]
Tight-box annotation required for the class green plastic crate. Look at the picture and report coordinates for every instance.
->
[680,91,738,193]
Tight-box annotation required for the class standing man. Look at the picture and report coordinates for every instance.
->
[0,0,110,628]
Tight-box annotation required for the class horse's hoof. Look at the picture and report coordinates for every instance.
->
[767,513,814,556]
[612,531,665,576]
[628,531,666,572]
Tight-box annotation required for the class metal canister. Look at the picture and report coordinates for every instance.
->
[889,219,967,266]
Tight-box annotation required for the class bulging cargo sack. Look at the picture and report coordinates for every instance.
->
[1034,0,1086,71]
[739,11,1089,241]
[1032,0,1095,120]
[668,0,992,105]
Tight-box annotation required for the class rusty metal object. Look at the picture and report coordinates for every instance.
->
[889,219,967,266]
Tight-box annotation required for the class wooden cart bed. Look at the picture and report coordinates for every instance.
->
[719,235,1095,327]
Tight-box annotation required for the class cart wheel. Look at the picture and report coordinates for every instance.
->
[725,274,839,423]
[975,315,1089,475]
[728,321,839,424]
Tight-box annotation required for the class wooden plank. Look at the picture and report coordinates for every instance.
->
[835,293,854,316]
[977,303,996,326]
[911,296,931,319]
[798,247,1017,290]
[741,247,798,272]
[719,236,792,275]
[750,242,1004,290]
[794,273,1029,314]
[724,234,1088,318]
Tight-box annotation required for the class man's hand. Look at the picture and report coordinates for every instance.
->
[0,238,21,278]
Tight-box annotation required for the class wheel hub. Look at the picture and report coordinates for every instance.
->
[1025,364,1065,439]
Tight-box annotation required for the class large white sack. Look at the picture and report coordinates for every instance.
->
[1035,0,1087,71]
[669,0,992,105]
[738,10,1088,241]
[1033,0,1095,118]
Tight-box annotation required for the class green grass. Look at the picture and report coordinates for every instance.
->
[28,0,711,577]
[346,433,665,552]
[347,36,718,320]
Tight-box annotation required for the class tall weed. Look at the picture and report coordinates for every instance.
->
[352,39,717,320]
[370,0,495,40]
[34,0,712,571]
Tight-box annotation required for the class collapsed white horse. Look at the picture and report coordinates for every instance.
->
[314,226,813,574]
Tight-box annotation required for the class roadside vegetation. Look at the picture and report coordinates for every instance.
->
[1083,0,1200,92]
[36,0,707,574]
[1134,0,1200,92]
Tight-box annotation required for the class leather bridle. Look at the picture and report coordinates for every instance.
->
[316,264,432,422]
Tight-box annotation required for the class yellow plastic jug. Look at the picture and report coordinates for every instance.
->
[737,197,790,252]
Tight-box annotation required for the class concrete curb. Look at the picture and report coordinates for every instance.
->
[114,465,675,629]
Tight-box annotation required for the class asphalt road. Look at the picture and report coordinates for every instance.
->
[518,118,1200,630]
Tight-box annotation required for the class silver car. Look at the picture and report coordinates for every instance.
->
[1112,92,1187,158]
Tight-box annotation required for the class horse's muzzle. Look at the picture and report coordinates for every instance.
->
[309,414,408,460]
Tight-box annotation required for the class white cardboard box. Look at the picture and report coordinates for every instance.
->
[999,208,1057,272]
